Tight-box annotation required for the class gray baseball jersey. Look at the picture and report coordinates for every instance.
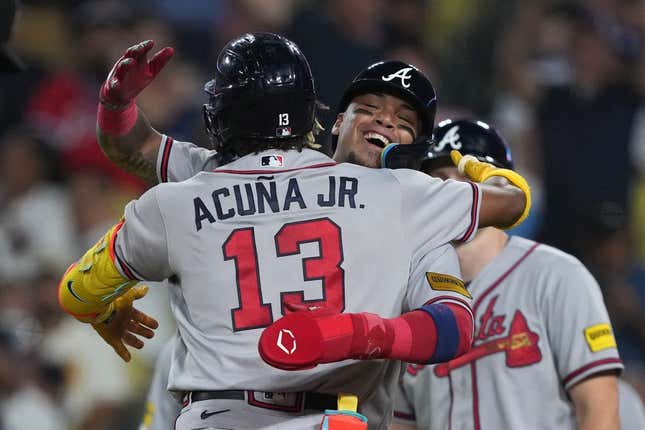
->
[155,135,218,184]
[394,236,623,430]
[117,146,479,429]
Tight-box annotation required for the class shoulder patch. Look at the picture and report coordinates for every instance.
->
[584,323,617,352]
[425,272,471,299]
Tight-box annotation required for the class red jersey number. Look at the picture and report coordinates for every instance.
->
[224,218,345,331]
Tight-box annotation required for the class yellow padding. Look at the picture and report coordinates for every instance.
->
[450,150,531,229]
[338,393,359,412]
[58,221,137,323]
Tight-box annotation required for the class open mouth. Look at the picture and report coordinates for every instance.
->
[364,131,390,149]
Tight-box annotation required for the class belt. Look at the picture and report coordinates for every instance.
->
[187,390,337,412]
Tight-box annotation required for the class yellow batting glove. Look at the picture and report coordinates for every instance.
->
[450,150,531,229]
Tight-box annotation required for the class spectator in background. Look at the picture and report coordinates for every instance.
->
[0,129,75,282]
[0,0,24,73]
[536,7,641,260]
[288,0,385,146]
[0,285,66,430]
[20,0,143,192]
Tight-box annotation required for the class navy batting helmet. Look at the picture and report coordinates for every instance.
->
[332,60,437,151]
[422,119,513,173]
[202,33,316,159]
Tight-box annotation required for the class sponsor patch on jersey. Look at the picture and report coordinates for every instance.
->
[261,154,284,167]
[584,323,617,352]
[425,272,471,299]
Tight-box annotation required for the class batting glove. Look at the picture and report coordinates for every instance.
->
[91,285,159,362]
[100,40,174,109]
[450,149,531,229]
[380,138,431,170]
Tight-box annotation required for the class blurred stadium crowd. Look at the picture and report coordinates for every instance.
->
[0,0,643,429]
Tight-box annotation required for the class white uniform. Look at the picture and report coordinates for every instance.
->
[117,141,479,429]
[394,236,624,429]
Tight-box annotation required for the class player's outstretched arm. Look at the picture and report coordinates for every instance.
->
[97,40,174,184]
[569,373,620,430]
[451,150,530,229]
[58,221,159,361]
[258,302,473,371]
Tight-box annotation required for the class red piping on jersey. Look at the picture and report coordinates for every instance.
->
[471,363,481,430]
[472,242,540,313]
[562,358,623,387]
[466,241,539,430]
[459,183,479,242]
[212,161,337,175]
[160,136,174,183]
[425,295,472,311]
[111,220,138,280]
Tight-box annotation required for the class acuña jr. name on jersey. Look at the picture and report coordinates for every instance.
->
[193,175,362,230]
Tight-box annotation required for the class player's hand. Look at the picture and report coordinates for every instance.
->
[451,149,532,229]
[91,285,159,362]
[380,138,431,170]
[450,150,497,182]
[100,40,174,109]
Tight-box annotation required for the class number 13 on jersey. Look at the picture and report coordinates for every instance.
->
[223,218,345,331]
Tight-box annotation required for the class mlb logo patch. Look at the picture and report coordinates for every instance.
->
[276,127,292,137]
[261,154,284,167]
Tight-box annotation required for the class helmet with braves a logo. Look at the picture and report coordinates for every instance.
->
[336,60,437,137]
[202,32,316,159]
[423,119,513,173]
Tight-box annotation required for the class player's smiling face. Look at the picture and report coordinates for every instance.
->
[332,92,420,168]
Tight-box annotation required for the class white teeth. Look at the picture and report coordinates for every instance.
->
[364,132,390,146]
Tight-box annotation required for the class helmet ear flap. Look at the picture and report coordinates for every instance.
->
[202,104,221,149]
[202,103,231,153]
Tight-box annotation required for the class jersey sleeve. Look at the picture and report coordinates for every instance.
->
[113,187,172,281]
[393,170,481,253]
[405,244,471,313]
[156,135,218,183]
[544,260,623,390]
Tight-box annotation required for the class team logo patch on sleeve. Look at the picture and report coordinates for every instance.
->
[584,323,617,352]
[425,272,471,299]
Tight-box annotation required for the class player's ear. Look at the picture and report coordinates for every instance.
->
[331,113,344,136]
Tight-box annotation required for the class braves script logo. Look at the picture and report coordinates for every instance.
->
[433,125,462,151]
[382,67,413,88]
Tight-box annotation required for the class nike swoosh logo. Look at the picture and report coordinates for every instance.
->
[67,281,87,303]
[201,409,230,419]
[257,175,274,180]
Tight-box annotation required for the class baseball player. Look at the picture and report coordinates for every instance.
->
[84,37,528,430]
[391,119,624,430]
